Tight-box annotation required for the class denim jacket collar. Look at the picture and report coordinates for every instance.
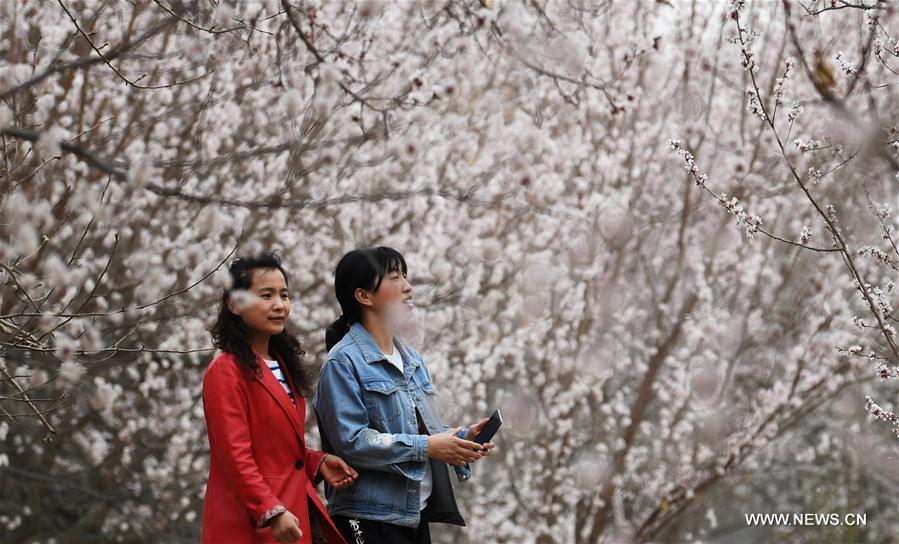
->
[346,321,420,371]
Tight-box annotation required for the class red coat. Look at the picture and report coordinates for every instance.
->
[201,350,347,544]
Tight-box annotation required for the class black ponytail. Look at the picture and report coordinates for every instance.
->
[325,314,351,353]
[325,246,408,351]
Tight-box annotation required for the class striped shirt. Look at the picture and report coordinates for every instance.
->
[263,358,295,403]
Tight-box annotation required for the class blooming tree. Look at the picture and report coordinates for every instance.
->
[2,0,898,542]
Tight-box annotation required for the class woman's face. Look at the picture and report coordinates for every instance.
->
[359,267,413,327]
[229,267,291,338]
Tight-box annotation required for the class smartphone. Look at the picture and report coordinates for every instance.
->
[472,409,502,448]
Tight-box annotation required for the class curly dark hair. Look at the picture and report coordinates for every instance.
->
[210,251,314,397]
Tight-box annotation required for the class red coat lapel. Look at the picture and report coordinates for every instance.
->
[253,351,306,445]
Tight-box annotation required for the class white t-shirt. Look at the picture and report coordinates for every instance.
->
[383,347,404,374]
[384,346,432,511]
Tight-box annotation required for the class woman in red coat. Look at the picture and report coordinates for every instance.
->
[202,252,358,544]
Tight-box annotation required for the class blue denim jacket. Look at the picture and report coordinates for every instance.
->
[312,321,471,527]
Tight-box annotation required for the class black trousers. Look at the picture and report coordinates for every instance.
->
[330,514,431,544]
[307,497,327,544]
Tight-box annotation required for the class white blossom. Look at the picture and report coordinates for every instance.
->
[228,289,260,311]
[430,260,452,283]
[210,267,233,290]
[279,89,305,118]
[0,104,11,128]
[54,334,79,362]
[127,157,154,189]
[57,360,85,387]
[29,369,48,389]
[357,0,383,19]
[41,254,70,288]
[34,126,67,158]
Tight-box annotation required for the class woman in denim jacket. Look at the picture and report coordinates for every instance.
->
[313,246,496,544]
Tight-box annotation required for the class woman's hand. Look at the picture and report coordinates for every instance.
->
[319,454,359,489]
[427,427,486,466]
[466,418,497,459]
[270,510,303,544]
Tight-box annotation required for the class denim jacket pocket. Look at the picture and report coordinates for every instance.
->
[420,381,437,394]
[414,380,446,434]
[361,379,403,426]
